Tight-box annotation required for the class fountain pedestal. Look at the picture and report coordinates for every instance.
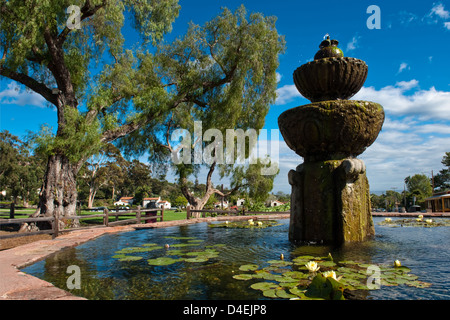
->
[278,36,384,244]
[288,159,374,243]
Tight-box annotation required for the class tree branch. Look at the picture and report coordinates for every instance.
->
[0,66,57,105]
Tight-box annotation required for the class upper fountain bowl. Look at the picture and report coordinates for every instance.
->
[293,57,368,102]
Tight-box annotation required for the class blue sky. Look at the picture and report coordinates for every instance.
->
[1,0,450,194]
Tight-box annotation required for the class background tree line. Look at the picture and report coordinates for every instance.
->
[0,129,280,209]
[370,152,449,211]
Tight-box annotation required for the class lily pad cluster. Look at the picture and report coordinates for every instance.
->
[209,219,282,229]
[232,254,431,300]
[112,236,226,266]
[378,218,450,228]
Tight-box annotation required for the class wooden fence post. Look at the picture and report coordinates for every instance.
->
[161,207,164,222]
[103,208,109,227]
[137,205,141,224]
[186,206,191,220]
[9,202,14,219]
[52,213,59,239]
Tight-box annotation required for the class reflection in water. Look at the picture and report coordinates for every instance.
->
[22,218,450,300]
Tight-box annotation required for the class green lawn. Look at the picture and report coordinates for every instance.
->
[0,208,187,225]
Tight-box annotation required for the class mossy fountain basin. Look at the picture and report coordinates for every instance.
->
[278,100,385,161]
[21,218,450,300]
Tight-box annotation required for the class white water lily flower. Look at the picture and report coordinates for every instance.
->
[322,271,337,280]
[425,219,433,224]
[418,215,424,219]
[248,221,254,226]
[257,221,263,226]
[394,260,401,267]
[305,261,320,272]
[385,218,392,222]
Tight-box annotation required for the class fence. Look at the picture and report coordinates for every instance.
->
[186,206,289,219]
[0,206,164,241]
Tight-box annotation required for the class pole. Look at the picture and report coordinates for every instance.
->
[9,202,14,219]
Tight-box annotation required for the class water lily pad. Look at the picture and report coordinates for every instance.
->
[339,260,359,265]
[293,255,315,263]
[406,280,432,288]
[276,289,297,299]
[170,243,201,248]
[164,236,197,240]
[279,281,300,289]
[147,257,181,266]
[117,255,143,262]
[184,257,209,263]
[267,260,293,266]
[116,246,162,254]
[250,282,279,291]
[232,274,254,281]
[289,287,307,296]
[283,271,308,279]
[166,249,184,256]
[262,289,278,298]
[239,264,259,271]
[318,261,337,267]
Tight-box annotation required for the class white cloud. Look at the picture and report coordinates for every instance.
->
[276,72,282,83]
[353,80,450,120]
[397,62,410,74]
[275,84,302,105]
[0,82,46,108]
[430,3,450,19]
[346,36,360,52]
[445,21,450,29]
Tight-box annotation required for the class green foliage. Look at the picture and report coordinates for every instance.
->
[33,108,102,163]
[0,130,45,204]
[233,254,431,300]
[434,152,450,192]
[405,174,433,207]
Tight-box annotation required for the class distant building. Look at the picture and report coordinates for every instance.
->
[425,191,450,213]
[236,199,245,207]
[214,201,229,209]
[114,197,134,206]
[143,197,171,209]
[268,200,285,207]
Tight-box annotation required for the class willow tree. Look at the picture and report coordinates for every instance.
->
[0,0,284,225]
[120,6,285,210]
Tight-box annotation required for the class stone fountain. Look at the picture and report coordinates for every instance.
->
[278,36,385,244]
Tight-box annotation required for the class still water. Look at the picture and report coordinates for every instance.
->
[22,217,450,300]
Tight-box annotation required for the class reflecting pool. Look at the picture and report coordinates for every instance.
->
[22,217,450,300]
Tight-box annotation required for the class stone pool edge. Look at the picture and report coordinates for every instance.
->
[0,214,289,300]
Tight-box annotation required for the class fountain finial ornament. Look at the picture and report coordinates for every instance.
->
[278,35,385,244]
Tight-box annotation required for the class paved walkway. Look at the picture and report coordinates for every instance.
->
[372,211,450,217]
[0,214,288,300]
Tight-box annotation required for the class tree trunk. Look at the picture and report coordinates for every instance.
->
[88,186,96,208]
[39,154,80,228]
